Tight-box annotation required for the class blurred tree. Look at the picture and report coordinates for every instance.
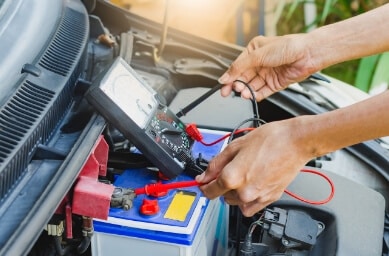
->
[275,0,389,93]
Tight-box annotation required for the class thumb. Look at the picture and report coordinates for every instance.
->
[195,155,224,184]
[195,168,217,184]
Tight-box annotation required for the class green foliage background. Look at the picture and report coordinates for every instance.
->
[276,0,389,92]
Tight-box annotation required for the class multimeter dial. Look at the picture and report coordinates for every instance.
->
[148,109,192,155]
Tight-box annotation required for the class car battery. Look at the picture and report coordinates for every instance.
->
[91,129,229,256]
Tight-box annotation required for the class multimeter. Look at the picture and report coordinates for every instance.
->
[85,57,194,178]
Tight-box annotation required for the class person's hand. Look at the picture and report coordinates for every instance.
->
[196,117,316,217]
[219,34,320,101]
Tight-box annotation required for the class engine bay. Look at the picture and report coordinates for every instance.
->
[21,1,388,255]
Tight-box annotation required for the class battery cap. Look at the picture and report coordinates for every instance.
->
[140,199,160,215]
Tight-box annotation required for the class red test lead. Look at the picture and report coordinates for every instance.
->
[134,180,200,197]
[134,169,335,205]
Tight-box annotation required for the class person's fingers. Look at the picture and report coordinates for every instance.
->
[220,83,233,97]
[218,36,286,95]
[239,201,269,217]
[231,69,257,92]
[223,189,257,206]
[219,71,256,97]
[198,141,247,199]
[200,159,245,199]
[254,86,278,102]
[231,78,246,92]
[224,190,276,216]
[196,141,239,184]
[222,190,239,205]
[252,69,288,101]
[219,34,305,86]
[218,48,256,84]
[223,183,285,216]
[198,179,227,200]
[247,35,274,49]
[238,77,266,100]
[237,69,257,84]
[249,76,266,91]
[238,191,283,217]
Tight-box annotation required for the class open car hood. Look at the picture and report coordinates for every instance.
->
[0,0,387,255]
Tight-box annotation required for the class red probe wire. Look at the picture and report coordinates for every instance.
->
[134,169,335,205]
[134,180,200,196]
[185,123,255,146]
[201,128,255,146]
[284,168,335,205]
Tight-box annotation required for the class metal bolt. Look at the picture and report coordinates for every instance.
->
[112,187,123,197]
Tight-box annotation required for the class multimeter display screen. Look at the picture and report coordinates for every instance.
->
[99,59,158,129]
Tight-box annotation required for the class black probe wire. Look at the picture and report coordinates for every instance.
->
[233,79,261,128]
[175,80,260,127]
[227,117,265,144]
[175,83,223,118]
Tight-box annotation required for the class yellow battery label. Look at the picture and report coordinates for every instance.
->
[164,190,196,222]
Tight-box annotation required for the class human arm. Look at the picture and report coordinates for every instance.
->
[196,90,389,217]
[218,3,389,101]
[196,3,389,217]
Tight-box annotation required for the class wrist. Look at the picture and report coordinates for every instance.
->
[285,116,327,159]
[306,28,342,71]
[287,33,324,75]
[290,112,361,159]
[288,91,389,159]
[284,113,353,160]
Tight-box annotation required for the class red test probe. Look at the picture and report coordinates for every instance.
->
[134,180,201,197]
[133,169,335,205]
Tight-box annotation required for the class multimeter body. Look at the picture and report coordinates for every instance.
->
[85,57,194,178]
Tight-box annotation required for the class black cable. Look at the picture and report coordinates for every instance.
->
[175,83,223,118]
[233,80,261,127]
[108,151,153,169]
[235,207,243,256]
[175,81,261,129]
[228,117,265,144]
[77,236,91,254]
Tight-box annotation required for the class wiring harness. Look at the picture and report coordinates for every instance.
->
[240,207,326,255]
